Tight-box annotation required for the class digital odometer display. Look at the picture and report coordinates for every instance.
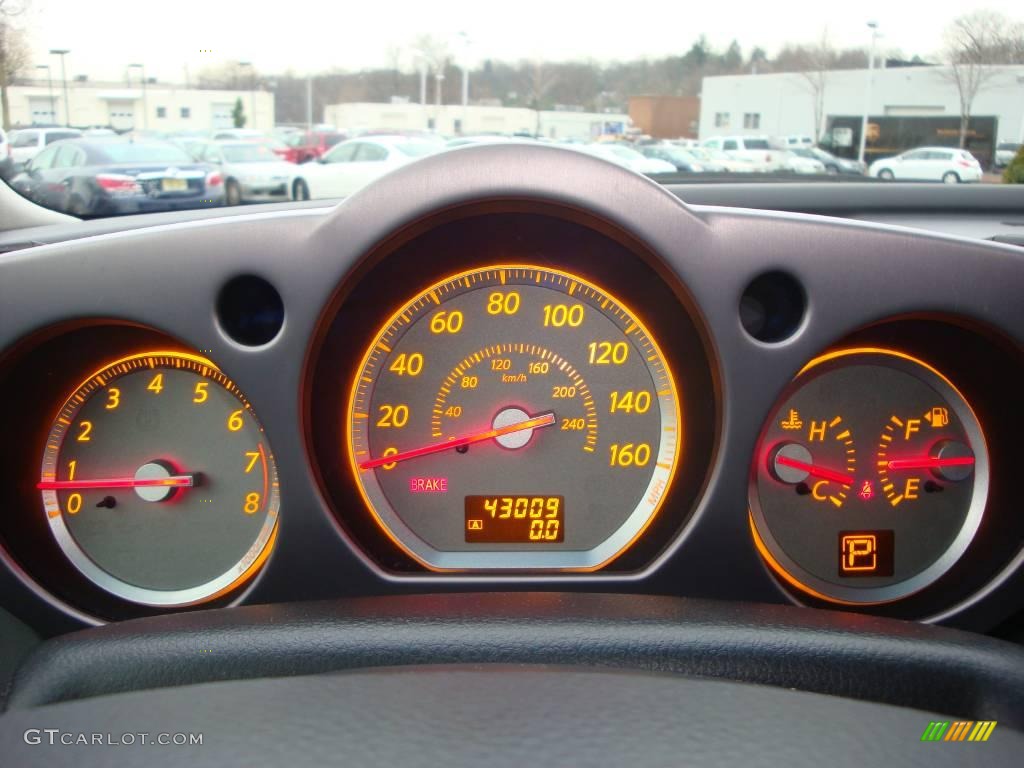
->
[465,495,564,543]
[346,265,681,572]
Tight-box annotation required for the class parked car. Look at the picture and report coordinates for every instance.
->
[789,147,866,175]
[778,150,826,175]
[211,129,267,141]
[701,135,787,172]
[293,135,440,199]
[10,139,224,216]
[0,128,11,180]
[869,147,983,183]
[994,142,1021,168]
[196,141,299,205]
[580,143,676,174]
[687,147,746,173]
[8,127,84,170]
[281,130,347,164]
[637,144,705,172]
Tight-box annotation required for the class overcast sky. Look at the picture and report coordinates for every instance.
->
[21,0,1024,83]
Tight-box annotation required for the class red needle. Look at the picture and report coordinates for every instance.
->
[887,456,975,471]
[775,455,853,486]
[37,475,196,491]
[359,412,556,470]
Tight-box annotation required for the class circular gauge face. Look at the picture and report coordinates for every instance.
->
[346,265,681,571]
[39,352,279,607]
[750,348,988,605]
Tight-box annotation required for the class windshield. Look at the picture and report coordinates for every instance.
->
[2,1,1022,216]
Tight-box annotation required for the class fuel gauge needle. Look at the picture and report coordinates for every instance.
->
[774,455,854,486]
[37,475,196,490]
[886,456,975,471]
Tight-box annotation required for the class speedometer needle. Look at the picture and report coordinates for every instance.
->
[774,455,853,486]
[359,411,556,470]
[37,475,196,490]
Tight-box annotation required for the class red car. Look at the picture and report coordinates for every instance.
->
[280,130,346,164]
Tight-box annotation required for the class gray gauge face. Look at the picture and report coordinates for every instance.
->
[39,352,279,606]
[750,348,988,605]
[346,265,682,571]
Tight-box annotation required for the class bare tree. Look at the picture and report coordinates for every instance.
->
[0,0,30,131]
[941,10,1024,147]
[799,30,836,142]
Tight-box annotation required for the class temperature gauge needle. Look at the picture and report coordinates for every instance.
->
[774,455,854,486]
[359,411,556,470]
[886,456,975,471]
[37,475,196,491]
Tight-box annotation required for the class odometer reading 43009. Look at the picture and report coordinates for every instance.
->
[347,265,681,571]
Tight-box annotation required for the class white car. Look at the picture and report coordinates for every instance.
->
[701,136,788,172]
[869,147,983,184]
[779,150,826,175]
[196,141,299,204]
[580,143,676,174]
[8,127,84,170]
[294,136,441,199]
[994,142,1020,168]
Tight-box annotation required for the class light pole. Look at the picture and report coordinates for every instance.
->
[857,22,880,165]
[239,61,255,128]
[305,73,313,131]
[49,49,71,126]
[35,64,56,125]
[457,31,471,134]
[128,63,147,130]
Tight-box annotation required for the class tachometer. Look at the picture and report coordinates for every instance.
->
[346,265,680,571]
[38,351,279,606]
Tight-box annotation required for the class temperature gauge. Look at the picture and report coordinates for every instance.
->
[750,348,988,605]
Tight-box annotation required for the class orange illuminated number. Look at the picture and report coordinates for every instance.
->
[483,497,498,517]
[528,361,549,375]
[105,387,120,410]
[529,497,545,518]
[77,421,92,442]
[543,304,584,328]
[609,442,651,467]
[389,353,424,377]
[227,410,244,432]
[544,519,559,540]
[193,382,209,403]
[376,404,409,428]
[461,375,478,389]
[245,451,260,473]
[444,405,462,418]
[147,373,163,394]
[513,497,528,518]
[498,497,513,519]
[66,493,82,515]
[381,447,399,470]
[545,497,559,518]
[490,358,511,371]
[560,417,585,431]
[430,310,463,334]
[66,460,77,481]
[529,519,544,540]
[551,385,576,399]
[609,390,651,414]
[487,291,520,316]
[243,492,260,515]
[588,341,629,365]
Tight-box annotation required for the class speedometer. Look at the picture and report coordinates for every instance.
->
[346,265,681,571]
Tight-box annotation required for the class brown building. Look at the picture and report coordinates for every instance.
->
[628,95,700,139]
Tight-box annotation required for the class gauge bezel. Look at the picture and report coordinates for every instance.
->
[345,264,682,572]
[749,347,990,605]
[39,351,280,607]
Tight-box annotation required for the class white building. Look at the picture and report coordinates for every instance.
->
[699,65,1024,145]
[324,102,631,141]
[1,80,275,132]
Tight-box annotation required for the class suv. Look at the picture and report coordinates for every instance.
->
[8,127,84,171]
[700,135,787,171]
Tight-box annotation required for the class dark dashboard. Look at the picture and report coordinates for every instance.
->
[1,145,1023,760]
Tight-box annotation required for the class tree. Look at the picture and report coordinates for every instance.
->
[941,10,1024,147]
[231,97,246,128]
[0,1,29,131]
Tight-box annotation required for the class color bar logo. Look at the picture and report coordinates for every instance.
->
[921,721,997,742]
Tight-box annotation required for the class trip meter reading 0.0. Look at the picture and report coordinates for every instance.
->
[750,348,988,605]
[347,265,680,571]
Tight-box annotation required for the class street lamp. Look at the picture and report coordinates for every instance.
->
[456,31,471,134]
[35,64,56,125]
[239,61,255,128]
[128,63,147,130]
[857,22,880,165]
[49,49,71,127]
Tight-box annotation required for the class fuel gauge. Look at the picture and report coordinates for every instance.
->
[750,348,988,605]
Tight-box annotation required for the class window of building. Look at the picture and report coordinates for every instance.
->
[156,106,167,118]
[453,118,463,134]
[743,113,761,129]
[180,107,191,119]
[714,112,730,128]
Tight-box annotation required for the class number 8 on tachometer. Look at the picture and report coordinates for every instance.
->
[346,265,682,571]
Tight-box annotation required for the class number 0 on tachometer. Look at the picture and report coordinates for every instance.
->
[346,265,681,571]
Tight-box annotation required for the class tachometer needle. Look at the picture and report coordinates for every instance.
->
[774,455,853,486]
[37,475,196,491]
[359,411,556,470]
[886,456,975,471]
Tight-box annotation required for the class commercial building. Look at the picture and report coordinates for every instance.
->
[1,80,274,132]
[323,102,631,141]
[699,65,1024,152]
